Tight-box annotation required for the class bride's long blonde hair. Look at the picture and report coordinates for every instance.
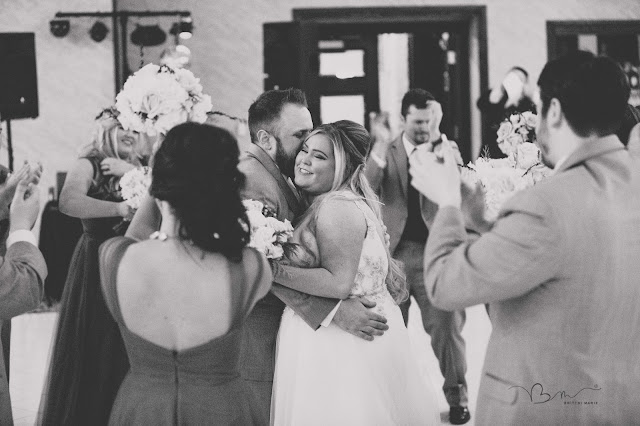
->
[297,120,408,303]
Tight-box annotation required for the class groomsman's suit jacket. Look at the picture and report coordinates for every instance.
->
[0,240,47,425]
[424,135,640,424]
[237,143,338,424]
[364,135,451,251]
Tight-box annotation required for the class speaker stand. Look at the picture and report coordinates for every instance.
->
[4,119,13,173]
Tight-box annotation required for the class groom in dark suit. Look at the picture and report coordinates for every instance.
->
[365,89,470,424]
[240,88,390,424]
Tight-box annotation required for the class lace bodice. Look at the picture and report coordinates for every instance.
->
[349,200,390,304]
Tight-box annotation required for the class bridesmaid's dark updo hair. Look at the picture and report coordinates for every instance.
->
[149,122,249,261]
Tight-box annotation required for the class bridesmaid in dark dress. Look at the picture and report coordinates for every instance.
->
[99,122,271,425]
[40,109,149,425]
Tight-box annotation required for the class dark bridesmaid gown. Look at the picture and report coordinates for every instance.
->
[40,155,130,425]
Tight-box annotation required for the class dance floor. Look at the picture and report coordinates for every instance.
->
[9,302,491,425]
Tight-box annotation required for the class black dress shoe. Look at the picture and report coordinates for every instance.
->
[449,406,471,425]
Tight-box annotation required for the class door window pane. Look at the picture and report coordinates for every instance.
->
[320,95,365,125]
[319,50,365,79]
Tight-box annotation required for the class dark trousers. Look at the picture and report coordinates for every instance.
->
[395,239,469,408]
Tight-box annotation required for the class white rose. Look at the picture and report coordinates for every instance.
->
[243,199,265,212]
[515,142,540,169]
[265,217,293,234]
[251,226,276,253]
[496,121,513,142]
[246,209,268,228]
[266,245,284,260]
[498,133,523,156]
[155,109,189,135]
[522,111,538,129]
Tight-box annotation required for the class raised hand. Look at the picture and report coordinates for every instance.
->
[332,297,389,341]
[28,162,43,185]
[369,111,392,146]
[0,162,40,220]
[9,176,41,232]
[101,158,135,177]
[410,138,462,208]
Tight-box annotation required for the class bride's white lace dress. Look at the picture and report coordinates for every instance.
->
[270,195,440,425]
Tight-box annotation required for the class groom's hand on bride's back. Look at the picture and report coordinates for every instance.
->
[333,297,388,341]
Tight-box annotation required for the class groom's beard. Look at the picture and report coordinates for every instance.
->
[275,138,297,178]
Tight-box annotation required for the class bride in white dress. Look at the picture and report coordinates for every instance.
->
[270,121,440,425]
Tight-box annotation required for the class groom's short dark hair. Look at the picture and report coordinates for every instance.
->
[248,88,308,143]
[537,51,630,137]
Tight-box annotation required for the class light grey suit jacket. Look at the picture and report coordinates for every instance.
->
[365,134,450,253]
[424,135,640,424]
[0,241,47,425]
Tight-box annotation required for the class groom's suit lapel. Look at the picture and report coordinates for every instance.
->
[246,144,303,217]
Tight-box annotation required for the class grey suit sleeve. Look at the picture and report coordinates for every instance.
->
[271,283,338,330]
[424,192,564,310]
[0,242,47,320]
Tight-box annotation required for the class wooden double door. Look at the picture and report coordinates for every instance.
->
[263,6,488,163]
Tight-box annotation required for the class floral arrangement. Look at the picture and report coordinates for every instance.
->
[463,112,551,221]
[243,199,294,260]
[115,63,213,136]
[119,166,152,210]
[496,111,538,156]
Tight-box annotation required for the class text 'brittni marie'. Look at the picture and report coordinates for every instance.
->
[509,383,602,404]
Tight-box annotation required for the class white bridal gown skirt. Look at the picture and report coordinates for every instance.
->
[270,294,441,426]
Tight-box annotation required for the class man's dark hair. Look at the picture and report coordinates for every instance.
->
[616,104,640,146]
[537,51,630,137]
[510,66,529,80]
[248,88,307,143]
[401,89,436,117]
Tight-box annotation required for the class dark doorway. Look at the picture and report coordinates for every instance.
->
[263,6,487,163]
[547,20,640,106]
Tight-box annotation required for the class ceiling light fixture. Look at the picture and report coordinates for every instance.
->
[89,21,109,42]
[49,19,70,38]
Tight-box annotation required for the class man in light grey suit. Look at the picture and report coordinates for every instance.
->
[0,171,48,424]
[365,89,470,424]
[410,51,640,424]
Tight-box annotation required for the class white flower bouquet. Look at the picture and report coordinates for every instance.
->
[119,166,152,210]
[242,199,294,260]
[115,63,213,136]
[463,111,551,221]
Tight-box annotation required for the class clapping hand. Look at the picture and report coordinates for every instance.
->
[369,112,392,146]
[0,162,42,221]
[409,137,462,208]
[101,158,135,177]
[9,175,41,232]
